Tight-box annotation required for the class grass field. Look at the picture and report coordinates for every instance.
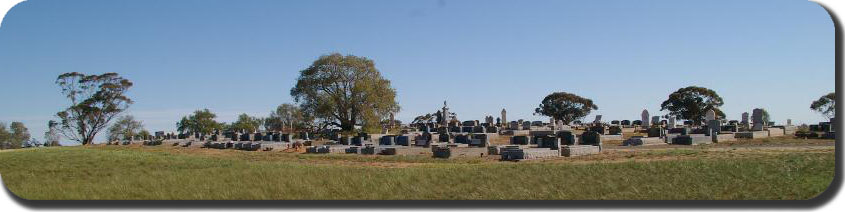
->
[0,138,835,200]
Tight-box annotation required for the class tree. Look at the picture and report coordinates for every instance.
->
[107,115,145,141]
[176,109,223,134]
[660,86,725,125]
[138,130,151,140]
[44,120,61,146]
[810,92,835,119]
[54,72,133,145]
[533,92,598,124]
[0,122,9,149]
[290,53,400,132]
[2,122,31,149]
[231,113,263,133]
[264,103,308,132]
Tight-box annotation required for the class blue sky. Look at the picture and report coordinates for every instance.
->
[0,0,834,143]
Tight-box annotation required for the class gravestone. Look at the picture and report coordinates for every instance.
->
[352,136,364,146]
[647,127,663,137]
[557,131,577,145]
[455,134,471,144]
[486,126,499,133]
[707,120,721,137]
[379,136,396,145]
[439,133,451,143]
[787,119,792,126]
[830,118,836,133]
[501,109,507,127]
[741,112,750,129]
[510,135,529,145]
[509,121,519,130]
[339,137,351,145]
[706,109,716,122]
[395,136,410,146]
[668,116,676,128]
[608,126,622,135]
[441,101,450,127]
[651,116,660,125]
[752,109,764,131]
[589,125,607,134]
[641,109,650,127]
[593,115,602,124]
[579,131,602,147]
[432,146,451,158]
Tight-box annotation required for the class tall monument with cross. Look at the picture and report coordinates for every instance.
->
[441,100,449,127]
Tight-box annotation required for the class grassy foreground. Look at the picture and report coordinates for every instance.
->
[0,145,835,200]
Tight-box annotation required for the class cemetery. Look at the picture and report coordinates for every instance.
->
[106,101,829,162]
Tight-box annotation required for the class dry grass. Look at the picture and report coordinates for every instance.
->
[0,137,835,200]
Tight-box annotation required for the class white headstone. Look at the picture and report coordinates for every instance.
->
[668,116,676,128]
[705,109,716,121]
[641,109,650,127]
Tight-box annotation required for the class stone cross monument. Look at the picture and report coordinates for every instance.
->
[441,100,449,127]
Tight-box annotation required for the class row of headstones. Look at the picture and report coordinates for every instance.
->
[809,119,835,132]
[509,131,602,147]
[414,132,492,147]
[226,132,296,142]
[336,135,411,146]
[506,120,548,130]
[448,125,500,134]
[203,142,263,151]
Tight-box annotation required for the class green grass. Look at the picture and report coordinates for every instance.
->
[0,146,834,200]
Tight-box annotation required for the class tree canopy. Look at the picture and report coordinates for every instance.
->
[44,120,61,146]
[660,86,725,125]
[810,92,835,119]
[0,123,10,149]
[264,103,309,132]
[54,72,133,145]
[1,122,30,149]
[107,115,145,141]
[177,109,223,134]
[533,92,598,124]
[231,113,263,133]
[290,53,400,132]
